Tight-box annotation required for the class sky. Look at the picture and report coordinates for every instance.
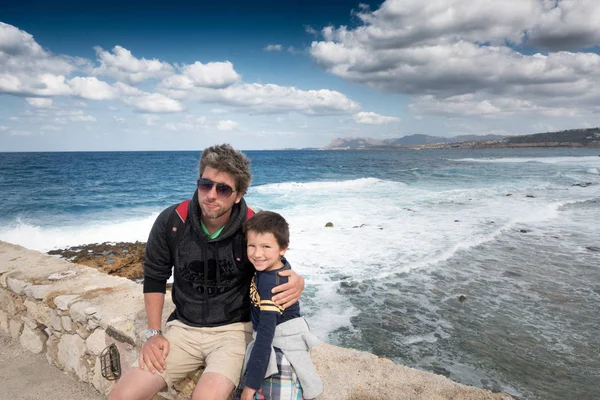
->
[1,0,600,151]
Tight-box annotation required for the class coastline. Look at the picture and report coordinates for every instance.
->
[0,241,514,400]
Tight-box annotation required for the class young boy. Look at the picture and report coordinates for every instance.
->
[235,211,323,400]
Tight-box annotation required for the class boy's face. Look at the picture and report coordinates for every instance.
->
[246,231,287,272]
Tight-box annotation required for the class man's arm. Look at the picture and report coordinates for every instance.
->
[271,269,305,309]
[138,292,170,374]
[139,206,175,373]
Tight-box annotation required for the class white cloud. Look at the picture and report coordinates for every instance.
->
[211,108,229,114]
[310,0,600,118]
[160,61,240,90]
[264,44,283,52]
[216,120,239,131]
[68,76,116,100]
[0,22,44,56]
[93,45,174,84]
[53,109,97,124]
[0,125,7,131]
[162,83,359,115]
[353,111,400,124]
[123,93,184,113]
[304,25,319,37]
[25,97,53,108]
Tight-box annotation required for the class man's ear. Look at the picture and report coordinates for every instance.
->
[234,192,244,204]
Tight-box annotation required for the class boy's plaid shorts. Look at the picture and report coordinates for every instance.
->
[233,348,304,400]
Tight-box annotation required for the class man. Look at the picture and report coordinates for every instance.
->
[109,144,304,400]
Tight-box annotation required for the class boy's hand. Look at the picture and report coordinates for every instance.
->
[138,335,169,374]
[241,387,257,400]
[272,269,304,309]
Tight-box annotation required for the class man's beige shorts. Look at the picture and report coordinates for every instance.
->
[135,320,253,388]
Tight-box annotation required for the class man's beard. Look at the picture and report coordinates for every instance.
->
[200,202,231,220]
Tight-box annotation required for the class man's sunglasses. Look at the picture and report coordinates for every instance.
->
[197,178,237,199]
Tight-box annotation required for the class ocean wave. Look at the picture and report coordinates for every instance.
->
[451,156,600,166]
[0,215,158,252]
[250,177,406,194]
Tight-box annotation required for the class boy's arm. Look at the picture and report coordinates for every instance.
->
[245,310,279,390]
[245,273,282,391]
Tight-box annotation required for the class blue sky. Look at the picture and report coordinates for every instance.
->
[1,0,600,151]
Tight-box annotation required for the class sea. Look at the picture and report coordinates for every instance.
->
[1,148,599,400]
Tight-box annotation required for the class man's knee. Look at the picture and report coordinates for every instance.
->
[192,372,235,400]
[108,367,167,400]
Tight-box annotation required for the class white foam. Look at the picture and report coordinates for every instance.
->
[452,156,600,166]
[0,214,158,252]
[251,177,405,195]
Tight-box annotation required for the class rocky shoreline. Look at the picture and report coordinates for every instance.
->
[48,242,146,281]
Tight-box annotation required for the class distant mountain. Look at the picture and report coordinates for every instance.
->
[326,137,383,148]
[502,128,600,146]
[325,133,505,149]
[324,128,600,149]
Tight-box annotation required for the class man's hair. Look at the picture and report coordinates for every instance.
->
[244,211,290,249]
[199,144,252,194]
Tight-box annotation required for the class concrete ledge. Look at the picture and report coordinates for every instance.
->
[0,241,513,400]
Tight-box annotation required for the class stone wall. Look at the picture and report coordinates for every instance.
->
[0,241,513,400]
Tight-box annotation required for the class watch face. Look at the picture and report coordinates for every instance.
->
[145,330,159,339]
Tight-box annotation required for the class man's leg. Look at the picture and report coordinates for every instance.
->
[192,372,236,400]
[109,322,204,400]
[108,366,167,400]
[193,322,253,400]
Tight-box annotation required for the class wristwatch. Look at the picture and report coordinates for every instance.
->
[145,329,162,340]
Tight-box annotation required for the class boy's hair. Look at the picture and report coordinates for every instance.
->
[244,211,290,249]
[199,144,252,194]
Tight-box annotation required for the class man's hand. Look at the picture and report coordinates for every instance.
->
[138,335,169,374]
[272,269,305,309]
[241,386,257,400]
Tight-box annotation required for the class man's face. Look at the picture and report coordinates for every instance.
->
[198,166,243,221]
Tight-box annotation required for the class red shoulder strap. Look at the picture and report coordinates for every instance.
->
[176,200,190,222]
[246,206,255,220]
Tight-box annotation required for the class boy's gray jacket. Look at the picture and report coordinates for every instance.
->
[243,317,323,399]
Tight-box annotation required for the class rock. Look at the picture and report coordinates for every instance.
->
[62,316,73,332]
[54,295,80,311]
[571,182,593,187]
[49,309,62,331]
[454,220,459,222]
[505,193,513,196]
[6,277,28,295]
[86,329,107,355]
[458,295,467,303]
[520,229,530,233]
[432,365,451,377]
[585,246,600,252]
[9,319,24,340]
[47,241,146,280]
[352,224,366,228]
[58,333,88,381]
[0,310,9,334]
[47,270,77,280]
[325,222,334,228]
[525,195,535,198]
[20,325,48,354]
